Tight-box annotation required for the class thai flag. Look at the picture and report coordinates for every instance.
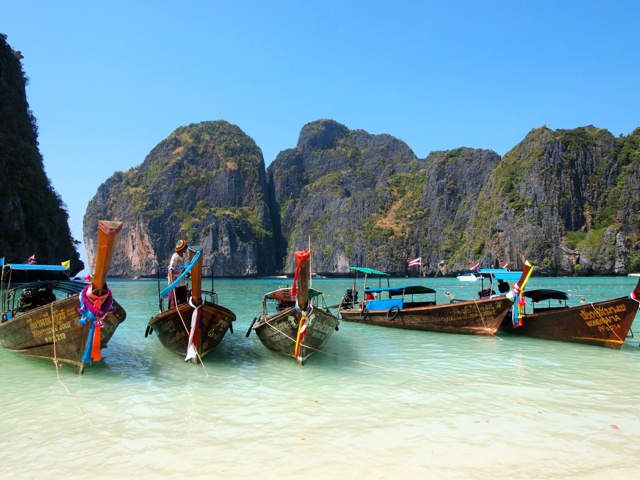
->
[500,262,509,270]
[408,257,422,267]
[469,261,480,272]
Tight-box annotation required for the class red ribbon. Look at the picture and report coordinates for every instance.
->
[291,250,310,298]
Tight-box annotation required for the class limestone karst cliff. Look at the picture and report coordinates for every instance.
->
[83,121,276,277]
[0,34,83,273]
[84,118,640,277]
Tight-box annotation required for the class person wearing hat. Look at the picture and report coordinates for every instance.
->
[167,239,189,308]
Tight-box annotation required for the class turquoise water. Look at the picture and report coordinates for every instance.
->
[1,276,640,479]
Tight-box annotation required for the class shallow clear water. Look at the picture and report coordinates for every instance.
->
[1,276,640,479]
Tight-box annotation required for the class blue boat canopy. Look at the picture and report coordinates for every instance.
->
[479,269,523,281]
[4,264,68,271]
[364,285,436,296]
[2,263,71,284]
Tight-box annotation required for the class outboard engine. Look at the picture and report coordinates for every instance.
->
[18,288,38,312]
[340,288,358,309]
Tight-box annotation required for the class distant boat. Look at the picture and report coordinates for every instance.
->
[249,250,339,364]
[0,220,126,374]
[456,272,482,282]
[146,247,235,363]
[499,277,640,349]
[339,264,532,335]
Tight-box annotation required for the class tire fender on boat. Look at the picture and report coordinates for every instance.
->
[387,305,400,321]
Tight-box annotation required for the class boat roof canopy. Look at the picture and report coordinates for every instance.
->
[4,279,87,296]
[364,285,436,296]
[478,269,522,281]
[2,263,71,284]
[348,266,389,276]
[3,264,68,272]
[524,289,568,302]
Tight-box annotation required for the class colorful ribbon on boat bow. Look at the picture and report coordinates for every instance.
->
[291,250,310,298]
[292,250,312,361]
[294,306,312,361]
[508,262,534,328]
[78,284,115,363]
[185,296,204,362]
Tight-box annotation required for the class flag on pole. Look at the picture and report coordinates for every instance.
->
[500,262,509,270]
[408,257,422,267]
[469,261,480,272]
[61,260,71,269]
[25,254,36,264]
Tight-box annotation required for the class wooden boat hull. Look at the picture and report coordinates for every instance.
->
[340,296,512,335]
[253,306,339,364]
[0,295,126,373]
[147,301,235,361]
[499,295,640,349]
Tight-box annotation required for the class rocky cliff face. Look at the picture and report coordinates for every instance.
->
[267,119,424,273]
[0,34,82,273]
[83,117,640,277]
[269,121,640,276]
[465,126,640,275]
[83,121,275,277]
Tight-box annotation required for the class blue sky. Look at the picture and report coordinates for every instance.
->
[2,1,639,273]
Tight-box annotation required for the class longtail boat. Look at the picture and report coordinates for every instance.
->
[146,246,236,363]
[249,250,339,364]
[499,276,640,349]
[0,220,126,374]
[338,263,533,335]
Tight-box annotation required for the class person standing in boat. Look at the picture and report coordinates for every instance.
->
[168,239,190,309]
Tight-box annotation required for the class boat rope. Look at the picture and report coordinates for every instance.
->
[259,311,313,358]
[258,314,511,384]
[174,300,208,375]
[292,339,498,386]
[587,302,624,343]
[471,299,500,338]
[49,302,102,435]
